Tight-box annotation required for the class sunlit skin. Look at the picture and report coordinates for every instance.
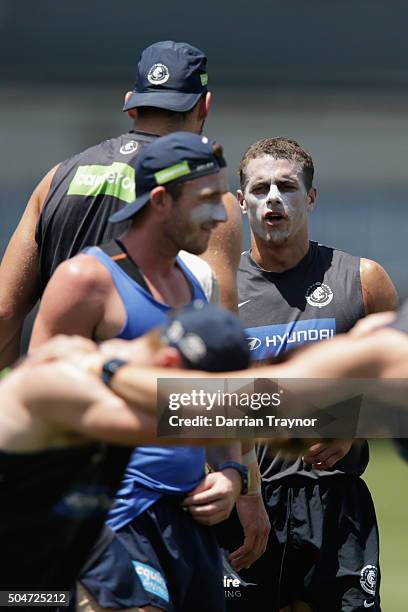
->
[164,168,229,256]
[99,333,181,370]
[238,156,316,271]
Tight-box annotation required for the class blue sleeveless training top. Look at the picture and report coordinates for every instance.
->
[84,246,207,529]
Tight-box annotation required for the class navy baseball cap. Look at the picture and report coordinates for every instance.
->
[123,40,208,113]
[109,131,226,224]
[160,301,250,372]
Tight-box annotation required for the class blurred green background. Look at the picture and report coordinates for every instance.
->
[2,5,408,607]
[364,440,408,611]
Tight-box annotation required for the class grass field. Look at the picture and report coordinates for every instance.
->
[364,440,408,611]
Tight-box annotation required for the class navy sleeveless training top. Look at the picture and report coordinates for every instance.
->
[238,241,369,480]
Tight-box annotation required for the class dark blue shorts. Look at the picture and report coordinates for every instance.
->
[81,495,225,611]
[80,535,154,609]
[217,476,380,612]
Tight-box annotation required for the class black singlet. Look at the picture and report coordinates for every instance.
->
[35,130,157,293]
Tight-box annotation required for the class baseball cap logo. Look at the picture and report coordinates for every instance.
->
[147,63,170,85]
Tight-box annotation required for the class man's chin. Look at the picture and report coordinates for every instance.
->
[254,225,291,245]
[180,241,208,256]
[265,231,290,246]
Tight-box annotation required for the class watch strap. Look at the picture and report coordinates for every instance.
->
[219,461,249,495]
[101,358,128,387]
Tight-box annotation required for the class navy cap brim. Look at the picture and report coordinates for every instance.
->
[123,91,203,113]
[109,191,151,224]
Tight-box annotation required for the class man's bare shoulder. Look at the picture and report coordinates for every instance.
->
[359,257,399,314]
[49,253,113,298]
[360,257,389,278]
[31,255,114,346]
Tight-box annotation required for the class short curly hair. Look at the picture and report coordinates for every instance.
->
[239,137,314,191]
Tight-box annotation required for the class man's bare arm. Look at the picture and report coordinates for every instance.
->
[29,254,109,348]
[84,331,405,436]
[228,442,270,571]
[201,192,242,314]
[272,333,384,378]
[23,359,241,447]
[101,331,407,410]
[360,258,399,314]
[28,328,407,449]
[200,194,270,566]
[0,165,59,368]
[23,360,159,445]
[319,258,398,467]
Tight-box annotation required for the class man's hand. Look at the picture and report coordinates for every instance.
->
[303,439,352,470]
[182,468,242,525]
[229,494,270,571]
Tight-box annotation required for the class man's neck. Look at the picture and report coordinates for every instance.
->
[121,225,179,276]
[250,231,310,273]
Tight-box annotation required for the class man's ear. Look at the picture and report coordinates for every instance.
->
[154,347,183,368]
[196,91,212,122]
[307,187,317,212]
[124,91,137,120]
[237,189,247,214]
[202,91,212,119]
[150,186,172,211]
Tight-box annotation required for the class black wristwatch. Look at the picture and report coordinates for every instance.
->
[101,358,128,387]
[219,461,249,495]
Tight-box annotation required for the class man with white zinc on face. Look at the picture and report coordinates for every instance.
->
[218,137,398,611]
[30,132,250,612]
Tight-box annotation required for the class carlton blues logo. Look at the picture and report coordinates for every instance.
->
[305,282,333,308]
[147,63,170,85]
[360,564,378,596]
[120,140,139,155]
